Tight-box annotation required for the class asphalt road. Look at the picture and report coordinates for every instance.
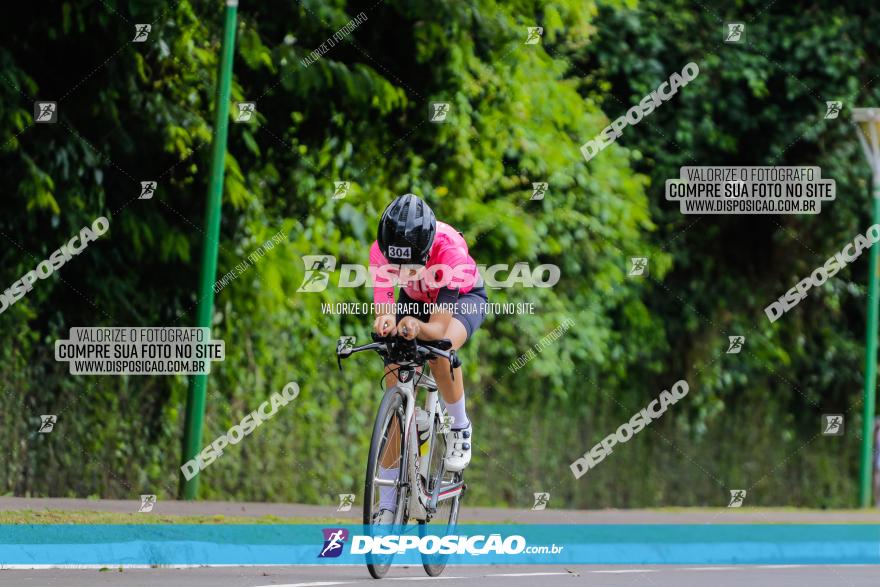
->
[2,564,879,587]
[1,499,878,586]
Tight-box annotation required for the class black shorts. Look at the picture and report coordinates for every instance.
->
[396,286,489,340]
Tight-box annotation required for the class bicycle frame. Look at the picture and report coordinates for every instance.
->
[383,367,464,521]
[337,334,465,523]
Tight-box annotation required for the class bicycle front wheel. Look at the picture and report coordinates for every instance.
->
[363,386,410,579]
[419,412,462,577]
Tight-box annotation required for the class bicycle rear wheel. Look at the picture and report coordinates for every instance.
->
[363,386,410,579]
[419,412,462,577]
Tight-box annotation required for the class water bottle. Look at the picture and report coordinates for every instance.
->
[415,407,431,456]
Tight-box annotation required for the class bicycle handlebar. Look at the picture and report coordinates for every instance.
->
[336,333,461,379]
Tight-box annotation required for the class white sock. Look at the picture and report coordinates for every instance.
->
[378,466,399,512]
[444,395,470,430]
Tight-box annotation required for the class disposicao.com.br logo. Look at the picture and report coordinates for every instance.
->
[319,528,563,557]
[296,255,560,292]
[319,528,349,558]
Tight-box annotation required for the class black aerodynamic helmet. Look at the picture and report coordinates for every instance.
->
[377,193,436,264]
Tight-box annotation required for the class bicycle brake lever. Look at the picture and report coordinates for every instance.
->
[449,350,456,380]
[336,348,350,371]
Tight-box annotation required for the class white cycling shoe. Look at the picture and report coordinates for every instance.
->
[444,423,472,472]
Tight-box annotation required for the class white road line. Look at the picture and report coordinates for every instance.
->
[487,572,573,577]
[387,578,466,581]
[0,564,366,570]
[755,565,808,569]
[0,564,209,569]
[681,566,738,571]
[590,569,658,574]
[252,582,360,587]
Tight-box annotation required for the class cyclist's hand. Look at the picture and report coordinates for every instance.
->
[374,314,396,336]
[398,316,420,340]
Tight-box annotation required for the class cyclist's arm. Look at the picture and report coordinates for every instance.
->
[414,286,459,340]
[416,309,453,340]
[369,241,397,334]
[374,302,394,316]
[369,240,397,309]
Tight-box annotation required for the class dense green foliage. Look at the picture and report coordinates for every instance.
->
[1,0,877,508]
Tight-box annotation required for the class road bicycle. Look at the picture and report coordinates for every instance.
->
[337,332,465,578]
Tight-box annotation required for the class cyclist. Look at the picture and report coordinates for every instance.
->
[369,193,488,522]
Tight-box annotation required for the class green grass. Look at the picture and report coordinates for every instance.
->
[2,507,877,525]
[0,509,508,525]
[648,506,880,514]
[0,509,344,525]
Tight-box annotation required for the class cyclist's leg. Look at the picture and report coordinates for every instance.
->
[429,286,488,419]
[428,319,470,471]
[428,319,467,412]
[428,288,488,471]
[377,417,401,514]
[378,360,403,513]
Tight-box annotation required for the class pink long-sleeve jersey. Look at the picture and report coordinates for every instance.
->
[369,221,479,304]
